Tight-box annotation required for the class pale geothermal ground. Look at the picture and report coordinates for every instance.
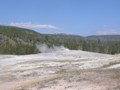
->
[0,49,120,90]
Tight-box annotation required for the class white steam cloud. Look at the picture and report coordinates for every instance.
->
[36,44,69,53]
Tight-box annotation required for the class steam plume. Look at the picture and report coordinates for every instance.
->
[36,44,69,53]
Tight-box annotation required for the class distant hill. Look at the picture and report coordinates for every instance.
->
[0,25,43,54]
[86,35,120,42]
[0,25,120,55]
[0,25,84,54]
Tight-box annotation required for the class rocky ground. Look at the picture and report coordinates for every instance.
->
[0,50,120,90]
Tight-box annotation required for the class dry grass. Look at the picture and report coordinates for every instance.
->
[10,74,62,90]
[102,61,120,69]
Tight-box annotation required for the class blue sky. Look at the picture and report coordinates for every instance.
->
[0,0,120,36]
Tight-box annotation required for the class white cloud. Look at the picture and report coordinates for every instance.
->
[97,29,120,35]
[9,22,59,30]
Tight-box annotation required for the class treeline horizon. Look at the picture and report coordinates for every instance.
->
[0,25,120,55]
